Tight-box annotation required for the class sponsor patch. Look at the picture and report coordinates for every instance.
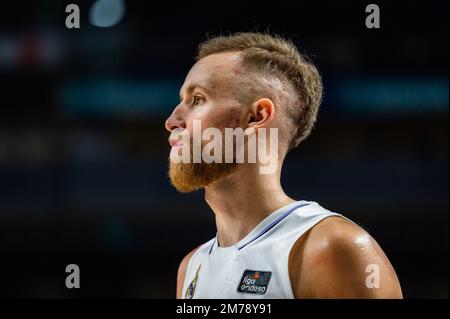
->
[237,270,271,295]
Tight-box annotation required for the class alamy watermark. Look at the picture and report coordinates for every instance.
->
[365,4,380,29]
[169,120,279,175]
[365,263,380,289]
[65,264,80,289]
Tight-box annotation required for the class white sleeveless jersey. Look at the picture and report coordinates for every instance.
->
[182,200,347,299]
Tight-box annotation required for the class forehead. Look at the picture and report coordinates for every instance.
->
[181,52,243,94]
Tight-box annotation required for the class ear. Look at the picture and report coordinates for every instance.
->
[246,98,275,130]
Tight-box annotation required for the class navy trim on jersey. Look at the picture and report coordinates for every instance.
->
[237,202,310,250]
[209,202,310,254]
[208,238,216,254]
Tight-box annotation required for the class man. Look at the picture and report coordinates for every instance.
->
[165,32,402,298]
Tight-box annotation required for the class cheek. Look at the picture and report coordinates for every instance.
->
[204,105,242,130]
[186,103,241,132]
[220,108,242,129]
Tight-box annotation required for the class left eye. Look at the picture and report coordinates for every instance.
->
[193,95,202,106]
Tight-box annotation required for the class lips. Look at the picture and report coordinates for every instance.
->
[168,138,183,147]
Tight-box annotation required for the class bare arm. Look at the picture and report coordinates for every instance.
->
[289,217,403,298]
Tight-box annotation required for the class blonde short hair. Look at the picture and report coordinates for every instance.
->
[197,32,323,151]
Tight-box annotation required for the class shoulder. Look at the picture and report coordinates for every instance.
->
[289,216,403,298]
[306,216,368,251]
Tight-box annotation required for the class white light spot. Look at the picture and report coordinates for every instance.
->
[355,234,371,251]
[89,0,125,28]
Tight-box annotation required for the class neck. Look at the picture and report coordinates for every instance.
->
[204,163,295,247]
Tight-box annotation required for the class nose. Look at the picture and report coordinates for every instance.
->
[165,106,186,132]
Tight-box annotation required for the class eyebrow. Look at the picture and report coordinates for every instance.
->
[179,84,210,101]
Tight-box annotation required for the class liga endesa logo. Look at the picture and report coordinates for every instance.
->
[237,270,272,295]
[169,120,279,175]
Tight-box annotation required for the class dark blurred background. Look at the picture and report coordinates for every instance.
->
[0,0,448,298]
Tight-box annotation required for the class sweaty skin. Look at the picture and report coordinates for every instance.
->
[288,216,402,298]
[167,52,403,299]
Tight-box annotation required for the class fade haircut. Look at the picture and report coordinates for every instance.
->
[197,32,323,152]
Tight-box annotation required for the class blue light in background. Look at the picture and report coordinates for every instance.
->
[89,0,126,28]
[330,76,448,114]
[59,76,448,118]
[60,77,181,118]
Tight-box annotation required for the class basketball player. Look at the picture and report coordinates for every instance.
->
[165,33,403,298]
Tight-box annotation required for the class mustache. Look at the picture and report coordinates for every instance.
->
[169,128,187,141]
